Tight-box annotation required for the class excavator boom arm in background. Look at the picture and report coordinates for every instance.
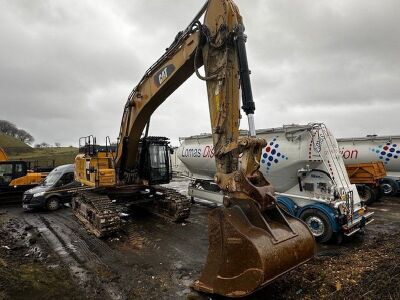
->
[76,0,315,297]
[0,148,8,161]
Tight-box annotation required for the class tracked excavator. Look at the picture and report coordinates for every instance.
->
[72,0,315,297]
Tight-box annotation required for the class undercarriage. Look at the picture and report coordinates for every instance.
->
[72,186,191,238]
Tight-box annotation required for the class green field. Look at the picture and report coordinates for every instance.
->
[8,147,78,167]
[0,133,77,167]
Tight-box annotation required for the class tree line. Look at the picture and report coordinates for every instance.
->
[0,120,34,145]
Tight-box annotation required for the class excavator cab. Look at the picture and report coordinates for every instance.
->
[138,137,172,185]
[0,161,26,187]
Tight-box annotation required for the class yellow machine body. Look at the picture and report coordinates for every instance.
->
[75,152,116,188]
[9,171,45,187]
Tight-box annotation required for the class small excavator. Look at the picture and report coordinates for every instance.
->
[72,0,315,297]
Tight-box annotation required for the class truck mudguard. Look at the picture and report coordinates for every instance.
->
[297,203,340,233]
[277,196,297,215]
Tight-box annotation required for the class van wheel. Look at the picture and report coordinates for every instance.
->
[47,197,60,211]
[300,209,333,243]
[357,185,376,205]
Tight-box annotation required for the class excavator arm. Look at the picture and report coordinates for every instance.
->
[78,0,315,297]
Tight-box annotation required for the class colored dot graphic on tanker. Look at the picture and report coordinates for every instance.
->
[261,137,289,173]
[370,142,400,164]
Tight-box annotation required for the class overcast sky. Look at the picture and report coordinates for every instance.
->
[0,0,399,147]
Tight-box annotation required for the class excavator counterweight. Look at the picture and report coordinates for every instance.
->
[72,0,315,297]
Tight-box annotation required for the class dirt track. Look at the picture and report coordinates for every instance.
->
[0,179,399,300]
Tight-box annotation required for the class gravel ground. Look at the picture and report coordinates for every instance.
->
[0,178,399,300]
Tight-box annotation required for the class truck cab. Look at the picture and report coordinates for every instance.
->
[23,164,79,211]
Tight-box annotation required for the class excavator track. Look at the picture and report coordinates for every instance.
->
[72,190,121,238]
[149,187,191,222]
[72,187,190,237]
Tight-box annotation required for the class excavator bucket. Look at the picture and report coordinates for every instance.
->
[193,201,315,298]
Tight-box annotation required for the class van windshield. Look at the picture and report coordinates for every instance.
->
[43,171,63,186]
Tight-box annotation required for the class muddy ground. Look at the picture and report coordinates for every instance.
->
[0,178,399,300]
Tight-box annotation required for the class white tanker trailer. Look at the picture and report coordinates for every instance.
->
[337,135,400,196]
[178,123,374,243]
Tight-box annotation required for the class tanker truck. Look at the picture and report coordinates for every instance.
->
[178,123,374,243]
[337,135,400,196]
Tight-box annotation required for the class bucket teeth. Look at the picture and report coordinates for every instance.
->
[193,202,315,297]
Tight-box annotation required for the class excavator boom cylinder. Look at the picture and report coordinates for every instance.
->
[235,24,255,116]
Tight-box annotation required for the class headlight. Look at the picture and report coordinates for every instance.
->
[33,191,45,197]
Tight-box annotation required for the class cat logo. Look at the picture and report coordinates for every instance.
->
[154,64,175,87]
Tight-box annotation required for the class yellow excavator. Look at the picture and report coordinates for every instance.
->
[0,147,46,203]
[72,0,315,297]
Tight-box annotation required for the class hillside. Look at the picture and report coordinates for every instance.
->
[0,133,77,167]
[8,147,78,167]
[0,133,32,154]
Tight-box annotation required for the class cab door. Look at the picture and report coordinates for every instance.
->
[148,144,170,184]
[13,162,28,181]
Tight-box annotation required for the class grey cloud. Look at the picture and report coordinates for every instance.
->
[0,0,399,147]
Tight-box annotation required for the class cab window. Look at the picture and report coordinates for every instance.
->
[0,163,13,185]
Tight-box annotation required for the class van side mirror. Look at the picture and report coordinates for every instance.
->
[170,148,174,155]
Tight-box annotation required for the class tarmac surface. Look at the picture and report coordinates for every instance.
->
[0,178,399,299]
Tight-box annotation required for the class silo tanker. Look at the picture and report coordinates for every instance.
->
[337,135,400,196]
[178,123,374,243]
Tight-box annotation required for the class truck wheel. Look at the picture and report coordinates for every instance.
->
[381,179,398,196]
[46,197,60,211]
[357,185,376,205]
[300,209,333,243]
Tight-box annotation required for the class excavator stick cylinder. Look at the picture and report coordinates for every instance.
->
[193,201,315,297]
